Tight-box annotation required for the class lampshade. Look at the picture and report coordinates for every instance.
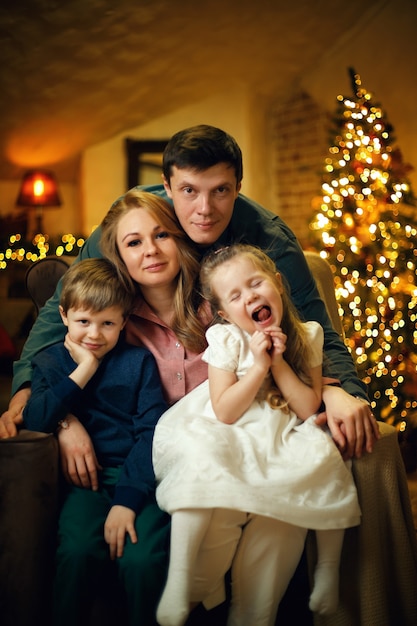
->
[16,170,61,207]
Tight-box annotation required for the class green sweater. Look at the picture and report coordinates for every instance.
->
[13,185,368,400]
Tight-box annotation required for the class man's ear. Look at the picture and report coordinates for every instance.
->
[162,175,172,197]
[59,305,68,327]
[275,272,284,293]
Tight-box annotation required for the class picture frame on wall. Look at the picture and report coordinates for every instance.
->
[125,138,169,190]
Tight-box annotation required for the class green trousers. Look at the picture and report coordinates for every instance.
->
[53,467,170,626]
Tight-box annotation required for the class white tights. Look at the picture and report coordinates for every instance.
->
[308,528,344,615]
[156,509,213,626]
[156,509,343,626]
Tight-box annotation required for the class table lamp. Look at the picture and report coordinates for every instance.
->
[16,169,62,235]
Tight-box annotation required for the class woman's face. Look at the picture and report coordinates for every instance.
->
[116,208,181,289]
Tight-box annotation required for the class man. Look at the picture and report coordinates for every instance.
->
[1,125,378,475]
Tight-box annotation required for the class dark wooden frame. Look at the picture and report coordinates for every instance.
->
[125,138,169,190]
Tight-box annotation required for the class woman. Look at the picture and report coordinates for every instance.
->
[49,189,213,626]
[58,190,211,490]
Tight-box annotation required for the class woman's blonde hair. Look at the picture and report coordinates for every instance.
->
[100,189,206,353]
[199,244,313,405]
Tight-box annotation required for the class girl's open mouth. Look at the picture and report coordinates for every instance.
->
[252,305,271,322]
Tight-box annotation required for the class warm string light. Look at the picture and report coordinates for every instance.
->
[310,70,417,423]
[0,232,85,270]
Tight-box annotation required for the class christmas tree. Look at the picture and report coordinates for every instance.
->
[309,69,417,426]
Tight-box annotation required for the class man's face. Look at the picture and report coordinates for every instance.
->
[163,163,241,246]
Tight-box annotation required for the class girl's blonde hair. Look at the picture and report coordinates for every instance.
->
[100,189,206,353]
[199,244,313,405]
[60,258,133,318]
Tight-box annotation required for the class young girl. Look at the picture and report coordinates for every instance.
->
[153,244,361,626]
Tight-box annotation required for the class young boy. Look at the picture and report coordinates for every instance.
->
[23,258,169,626]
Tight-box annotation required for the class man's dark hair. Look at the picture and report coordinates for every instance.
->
[163,124,243,185]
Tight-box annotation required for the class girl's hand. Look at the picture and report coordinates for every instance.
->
[264,326,287,362]
[249,330,273,370]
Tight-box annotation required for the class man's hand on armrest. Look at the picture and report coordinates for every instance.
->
[0,387,31,439]
[57,416,102,491]
[316,385,380,459]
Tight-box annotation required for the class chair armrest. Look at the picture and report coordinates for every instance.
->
[308,422,417,625]
[0,430,59,624]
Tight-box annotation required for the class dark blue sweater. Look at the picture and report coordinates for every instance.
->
[23,339,167,513]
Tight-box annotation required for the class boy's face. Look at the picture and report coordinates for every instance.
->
[59,305,125,360]
[163,163,241,246]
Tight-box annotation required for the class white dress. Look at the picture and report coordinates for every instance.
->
[153,321,361,531]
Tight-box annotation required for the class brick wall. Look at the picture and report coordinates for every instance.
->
[271,90,330,248]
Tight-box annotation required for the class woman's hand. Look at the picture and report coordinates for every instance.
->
[58,416,102,490]
[104,505,137,560]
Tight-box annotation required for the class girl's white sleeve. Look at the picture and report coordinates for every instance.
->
[202,324,240,372]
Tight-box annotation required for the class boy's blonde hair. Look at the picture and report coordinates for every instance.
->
[60,258,134,318]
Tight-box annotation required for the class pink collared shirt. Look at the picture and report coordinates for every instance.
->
[125,298,210,406]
